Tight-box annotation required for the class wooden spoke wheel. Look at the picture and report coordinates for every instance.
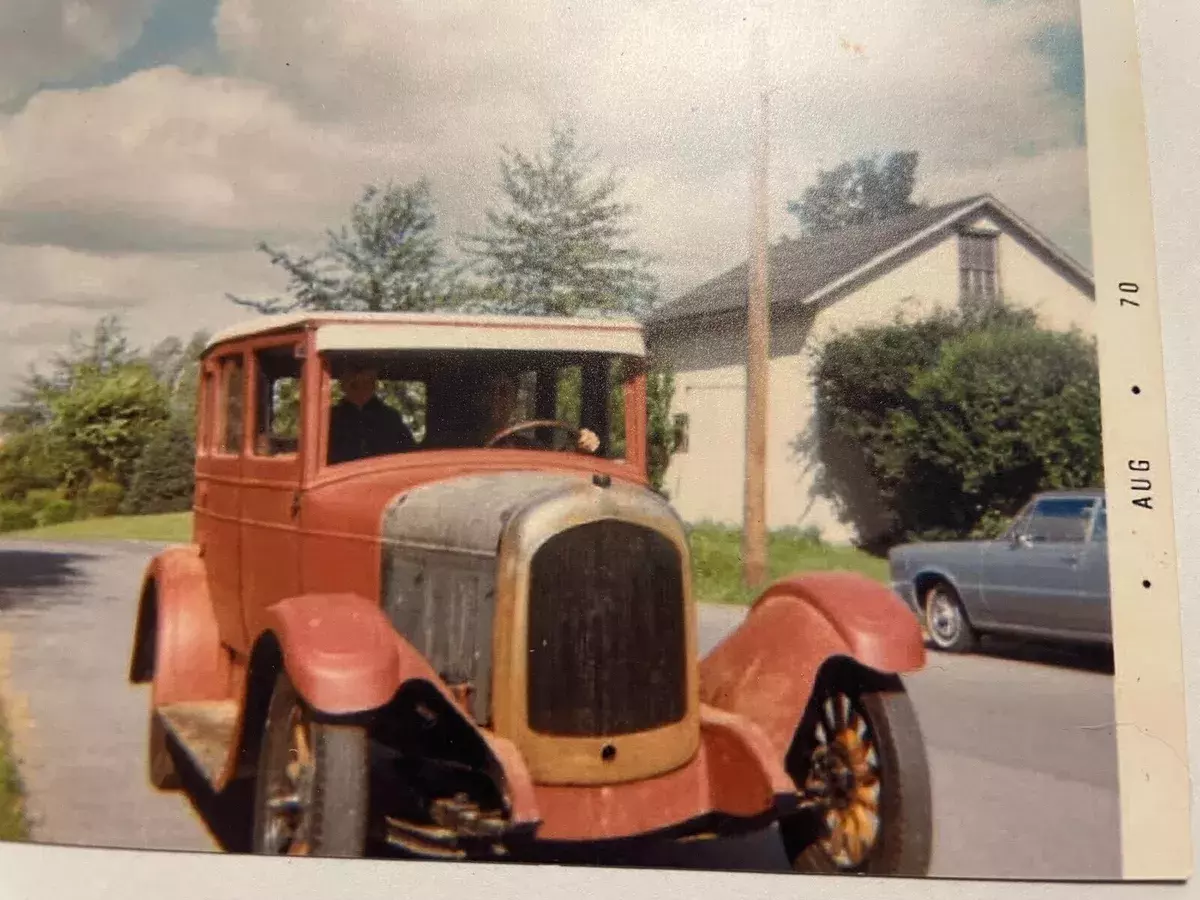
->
[252,672,368,858]
[780,665,932,876]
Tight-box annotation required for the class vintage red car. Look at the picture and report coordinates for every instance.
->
[127,311,932,875]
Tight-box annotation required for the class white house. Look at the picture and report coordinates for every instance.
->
[644,194,1096,545]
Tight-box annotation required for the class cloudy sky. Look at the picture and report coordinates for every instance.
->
[0,0,1089,403]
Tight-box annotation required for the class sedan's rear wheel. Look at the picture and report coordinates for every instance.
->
[252,672,368,858]
[923,582,976,653]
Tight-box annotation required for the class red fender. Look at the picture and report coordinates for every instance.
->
[261,593,408,715]
[260,597,543,826]
[129,545,231,706]
[699,571,926,759]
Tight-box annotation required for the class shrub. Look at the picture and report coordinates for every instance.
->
[883,324,1102,539]
[122,418,196,515]
[36,499,76,527]
[81,481,124,518]
[0,503,36,533]
[21,489,62,517]
[808,303,1101,547]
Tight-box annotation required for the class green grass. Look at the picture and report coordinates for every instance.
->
[6,512,192,544]
[4,513,886,607]
[688,523,889,606]
[0,705,28,841]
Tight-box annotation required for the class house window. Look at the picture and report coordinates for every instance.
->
[672,413,690,454]
[959,231,999,308]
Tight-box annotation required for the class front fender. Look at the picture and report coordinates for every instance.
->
[129,544,230,706]
[263,593,409,715]
[699,571,925,758]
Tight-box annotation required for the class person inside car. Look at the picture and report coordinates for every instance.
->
[327,360,416,464]
[473,370,600,454]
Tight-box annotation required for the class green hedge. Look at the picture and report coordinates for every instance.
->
[37,499,76,527]
[0,503,36,533]
[809,304,1102,549]
[81,481,124,518]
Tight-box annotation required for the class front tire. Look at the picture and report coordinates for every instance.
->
[923,582,976,653]
[251,672,369,858]
[779,663,933,877]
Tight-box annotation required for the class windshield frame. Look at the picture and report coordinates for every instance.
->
[310,344,649,475]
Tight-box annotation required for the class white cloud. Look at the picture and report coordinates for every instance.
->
[0,243,286,400]
[0,0,159,104]
[0,67,398,253]
[0,0,1092,403]
[211,0,1089,280]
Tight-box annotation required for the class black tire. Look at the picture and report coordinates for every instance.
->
[922,582,977,653]
[148,710,181,791]
[251,672,369,858]
[780,663,933,877]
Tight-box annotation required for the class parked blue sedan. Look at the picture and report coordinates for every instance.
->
[887,489,1110,653]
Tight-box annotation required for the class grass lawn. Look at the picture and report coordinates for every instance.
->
[3,513,886,606]
[688,524,889,606]
[6,512,192,544]
[0,705,28,841]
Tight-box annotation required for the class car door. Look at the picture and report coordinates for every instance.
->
[239,338,305,648]
[198,351,247,651]
[979,495,1097,635]
[1070,498,1112,639]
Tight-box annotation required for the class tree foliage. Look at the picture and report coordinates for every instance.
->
[0,317,186,514]
[788,151,923,235]
[229,180,451,314]
[807,303,1100,548]
[122,418,196,515]
[464,124,659,317]
[146,329,211,432]
[48,363,171,491]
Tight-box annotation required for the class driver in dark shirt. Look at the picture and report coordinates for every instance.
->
[327,361,416,464]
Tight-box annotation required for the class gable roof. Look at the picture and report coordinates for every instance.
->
[645,194,1094,328]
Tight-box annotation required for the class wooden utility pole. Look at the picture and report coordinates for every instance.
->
[742,27,771,589]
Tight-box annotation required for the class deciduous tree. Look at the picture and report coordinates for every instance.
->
[788,151,923,234]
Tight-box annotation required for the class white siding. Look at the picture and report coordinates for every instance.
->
[654,213,1094,545]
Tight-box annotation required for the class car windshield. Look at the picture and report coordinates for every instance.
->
[320,348,635,466]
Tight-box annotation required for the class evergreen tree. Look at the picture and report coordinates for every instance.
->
[464,124,659,317]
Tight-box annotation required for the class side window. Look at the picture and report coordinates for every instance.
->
[555,365,582,426]
[1024,498,1096,544]
[1091,503,1108,543]
[196,368,214,456]
[253,344,303,457]
[376,380,427,443]
[219,355,245,455]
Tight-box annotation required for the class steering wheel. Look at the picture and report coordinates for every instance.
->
[485,419,581,450]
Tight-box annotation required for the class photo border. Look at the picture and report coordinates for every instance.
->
[0,0,1194,895]
[1082,0,1192,880]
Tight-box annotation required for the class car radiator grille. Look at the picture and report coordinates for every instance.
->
[526,520,686,737]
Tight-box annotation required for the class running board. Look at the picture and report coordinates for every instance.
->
[156,700,239,786]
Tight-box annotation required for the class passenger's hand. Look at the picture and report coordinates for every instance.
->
[576,428,600,454]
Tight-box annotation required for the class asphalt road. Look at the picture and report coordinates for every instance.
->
[0,539,1120,880]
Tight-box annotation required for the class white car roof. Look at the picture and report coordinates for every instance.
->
[204,311,646,358]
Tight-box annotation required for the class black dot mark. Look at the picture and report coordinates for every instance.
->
[1143,579,1152,589]
[601,744,617,762]
[1132,385,1142,395]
